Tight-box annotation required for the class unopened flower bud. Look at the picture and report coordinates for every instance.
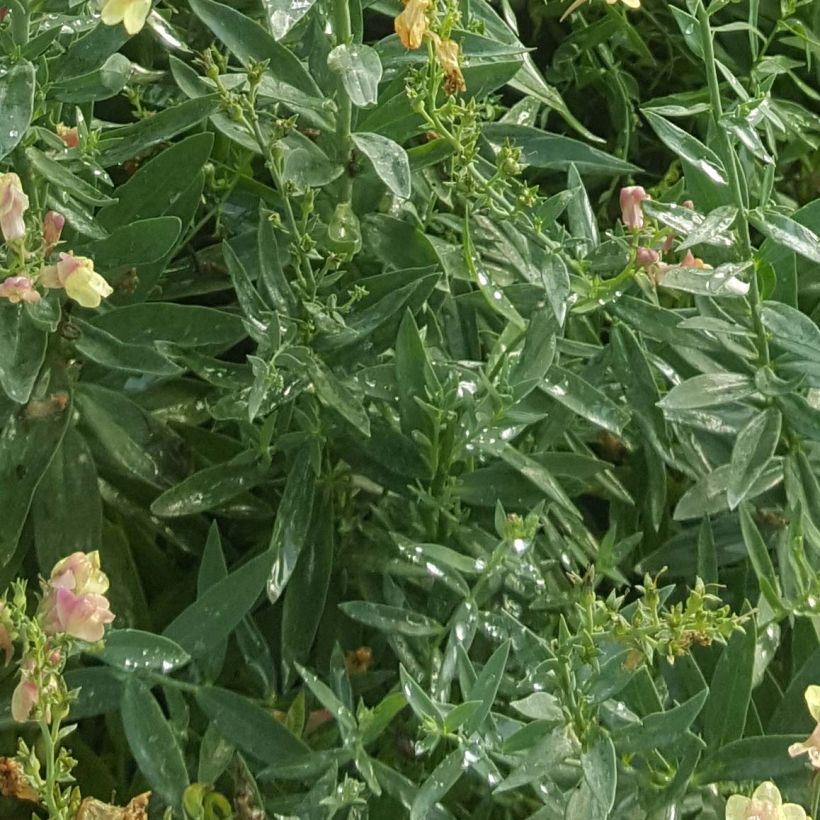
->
[56,124,80,149]
[43,211,65,254]
[0,173,29,243]
[619,186,650,230]
[636,247,659,267]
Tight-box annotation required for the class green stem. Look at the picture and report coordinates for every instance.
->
[696,2,770,366]
[333,0,354,204]
[39,717,64,819]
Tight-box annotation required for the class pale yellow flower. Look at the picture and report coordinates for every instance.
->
[433,36,466,95]
[725,782,806,820]
[39,252,113,308]
[789,685,820,769]
[99,0,152,35]
[395,0,429,49]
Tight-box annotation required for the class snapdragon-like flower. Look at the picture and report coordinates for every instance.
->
[395,0,429,49]
[0,276,40,304]
[99,0,151,35]
[619,185,649,230]
[0,173,29,244]
[433,36,466,95]
[39,252,113,308]
[0,603,13,666]
[680,249,711,270]
[789,685,820,769]
[725,781,806,820]
[42,211,65,255]
[40,551,114,643]
[10,659,38,723]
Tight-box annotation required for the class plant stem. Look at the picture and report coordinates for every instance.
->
[333,0,354,204]
[39,717,64,819]
[696,2,770,365]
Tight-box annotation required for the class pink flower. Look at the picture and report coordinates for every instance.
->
[682,199,694,209]
[0,173,29,243]
[42,211,65,254]
[40,551,114,643]
[49,551,110,596]
[619,186,649,230]
[0,276,40,304]
[11,679,38,723]
[636,247,659,267]
[38,252,113,308]
[41,587,114,643]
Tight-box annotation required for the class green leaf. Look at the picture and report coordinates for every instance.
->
[582,735,616,813]
[27,148,116,206]
[643,110,727,186]
[482,123,637,175]
[410,749,466,820]
[761,301,820,362]
[540,366,629,434]
[90,303,246,349]
[151,455,269,517]
[749,208,820,264]
[73,317,182,376]
[727,409,781,509]
[697,735,805,783]
[340,601,444,637]
[769,645,820,733]
[164,550,275,657]
[51,53,131,103]
[352,132,410,197]
[659,373,755,410]
[189,0,322,99]
[0,373,70,563]
[266,446,316,603]
[400,665,443,724]
[264,0,318,39]
[511,692,563,721]
[614,689,707,753]
[0,302,47,404]
[32,427,102,572]
[703,621,756,749]
[328,44,383,107]
[739,504,782,607]
[122,677,189,806]
[462,641,510,734]
[95,629,191,672]
[195,686,310,766]
[97,96,220,167]
[0,61,34,160]
[97,132,214,230]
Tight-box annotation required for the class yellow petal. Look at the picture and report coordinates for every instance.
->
[805,685,820,721]
[621,0,641,9]
[123,0,152,34]
[789,740,811,757]
[99,0,129,25]
[752,782,782,806]
[784,804,808,820]
[725,795,750,820]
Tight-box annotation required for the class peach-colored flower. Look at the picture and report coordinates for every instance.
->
[682,199,695,209]
[680,250,711,270]
[41,587,114,642]
[434,37,466,95]
[56,124,80,149]
[0,173,29,243]
[38,252,113,308]
[42,211,65,254]
[636,247,659,267]
[395,0,429,49]
[619,186,649,230]
[99,0,152,35]
[10,679,38,723]
[40,551,114,643]
[0,276,40,304]
[725,781,806,820]
[789,685,820,769]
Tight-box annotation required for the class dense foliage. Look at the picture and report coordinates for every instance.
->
[1,0,820,816]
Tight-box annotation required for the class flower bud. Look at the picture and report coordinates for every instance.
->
[56,123,80,149]
[619,185,649,230]
[43,211,65,254]
[10,679,38,723]
[0,173,29,244]
[682,199,694,209]
[635,247,659,267]
[0,276,40,304]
